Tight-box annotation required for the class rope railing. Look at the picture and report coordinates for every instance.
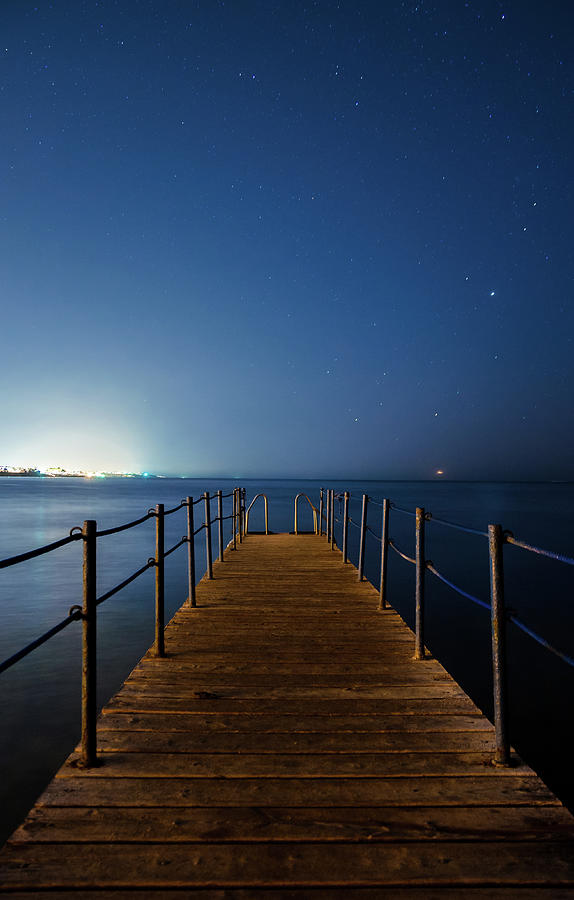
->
[504,533,574,566]
[389,502,416,517]
[321,485,574,767]
[366,524,382,543]
[0,607,82,676]
[425,561,490,612]
[96,560,155,607]
[507,612,574,668]
[95,511,155,538]
[164,500,187,516]
[388,539,415,565]
[0,531,83,569]
[425,513,488,539]
[163,536,188,560]
[0,485,245,767]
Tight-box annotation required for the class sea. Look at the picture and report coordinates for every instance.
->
[1,476,573,845]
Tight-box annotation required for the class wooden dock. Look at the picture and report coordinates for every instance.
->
[1,532,574,895]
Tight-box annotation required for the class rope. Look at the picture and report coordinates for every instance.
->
[0,531,82,569]
[508,614,574,668]
[163,501,187,517]
[96,560,155,606]
[193,496,204,505]
[425,514,488,539]
[347,516,361,530]
[390,503,416,518]
[388,540,415,565]
[366,525,382,543]
[0,609,81,675]
[96,511,155,537]
[193,524,205,536]
[425,562,491,612]
[505,534,574,567]
[163,537,187,559]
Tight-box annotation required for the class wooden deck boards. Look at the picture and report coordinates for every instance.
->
[1,531,574,896]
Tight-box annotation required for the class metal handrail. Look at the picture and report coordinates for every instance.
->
[244,493,269,534]
[294,493,318,534]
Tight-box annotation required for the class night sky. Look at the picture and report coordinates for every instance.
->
[2,1,573,480]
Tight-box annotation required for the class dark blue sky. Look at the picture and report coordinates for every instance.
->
[2,1,573,479]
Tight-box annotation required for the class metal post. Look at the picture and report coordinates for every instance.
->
[358,494,368,580]
[238,488,244,543]
[379,498,390,610]
[81,519,97,767]
[217,490,224,562]
[489,523,511,766]
[186,496,196,608]
[319,488,324,537]
[414,506,425,660]
[326,489,331,543]
[242,488,247,538]
[232,489,237,550]
[154,503,165,658]
[204,492,213,578]
[342,491,349,563]
[330,490,336,549]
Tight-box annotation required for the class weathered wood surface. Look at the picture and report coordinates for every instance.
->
[1,532,574,896]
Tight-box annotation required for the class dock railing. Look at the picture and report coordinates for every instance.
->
[322,487,574,767]
[3,483,574,776]
[0,487,244,768]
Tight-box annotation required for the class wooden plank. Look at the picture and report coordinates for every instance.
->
[37,775,557,807]
[5,891,574,900]
[2,842,574,888]
[60,750,534,778]
[126,669,454,684]
[105,696,481,714]
[114,684,470,700]
[11,804,574,845]
[94,729,496,752]
[98,712,489,732]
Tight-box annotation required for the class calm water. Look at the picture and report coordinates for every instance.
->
[1,476,573,844]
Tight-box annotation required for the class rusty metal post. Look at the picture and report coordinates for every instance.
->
[358,494,369,580]
[379,498,390,610]
[326,489,331,543]
[217,489,224,562]
[232,489,237,549]
[154,503,165,658]
[204,492,213,578]
[80,519,97,767]
[319,488,324,536]
[186,496,196,608]
[238,488,244,543]
[489,523,511,766]
[414,507,425,660]
[330,489,336,549]
[342,491,349,563]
